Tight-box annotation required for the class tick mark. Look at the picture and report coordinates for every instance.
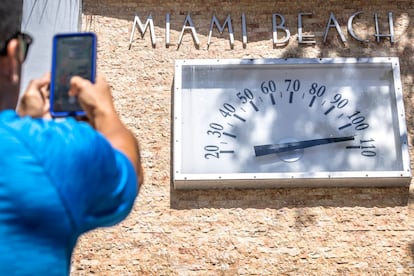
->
[309,96,316,107]
[233,114,246,122]
[223,132,237,139]
[324,105,335,115]
[270,93,276,105]
[250,101,259,112]
[220,150,235,154]
[346,145,360,149]
[338,123,352,130]
[289,91,294,103]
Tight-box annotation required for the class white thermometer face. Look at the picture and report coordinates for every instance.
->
[173,58,411,186]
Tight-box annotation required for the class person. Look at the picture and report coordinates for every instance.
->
[0,1,143,275]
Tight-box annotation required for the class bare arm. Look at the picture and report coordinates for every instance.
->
[69,75,143,185]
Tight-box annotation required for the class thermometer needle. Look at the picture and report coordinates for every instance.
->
[254,135,355,157]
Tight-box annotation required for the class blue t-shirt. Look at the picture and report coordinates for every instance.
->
[0,110,138,275]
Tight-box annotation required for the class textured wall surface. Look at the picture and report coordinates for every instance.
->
[71,1,414,275]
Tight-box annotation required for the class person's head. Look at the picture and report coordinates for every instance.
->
[0,0,31,110]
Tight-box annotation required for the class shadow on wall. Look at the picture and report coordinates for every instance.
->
[411,243,414,263]
[169,186,410,210]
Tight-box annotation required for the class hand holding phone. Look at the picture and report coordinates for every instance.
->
[69,75,117,124]
[17,73,51,118]
[50,32,96,117]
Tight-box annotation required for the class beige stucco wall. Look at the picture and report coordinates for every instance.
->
[71,1,414,274]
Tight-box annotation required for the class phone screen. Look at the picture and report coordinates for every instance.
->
[50,33,96,116]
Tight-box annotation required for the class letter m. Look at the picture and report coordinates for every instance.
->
[129,14,156,49]
[207,15,235,49]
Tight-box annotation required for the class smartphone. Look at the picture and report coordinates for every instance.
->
[50,32,97,117]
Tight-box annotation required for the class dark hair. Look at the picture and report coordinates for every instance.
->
[0,1,23,51]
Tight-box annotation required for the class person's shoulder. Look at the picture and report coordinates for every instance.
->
[0,110,21,123]
[1,111,90,136]
[0,110,105,153]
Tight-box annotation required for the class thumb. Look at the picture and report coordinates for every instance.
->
[69,76,92,97]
